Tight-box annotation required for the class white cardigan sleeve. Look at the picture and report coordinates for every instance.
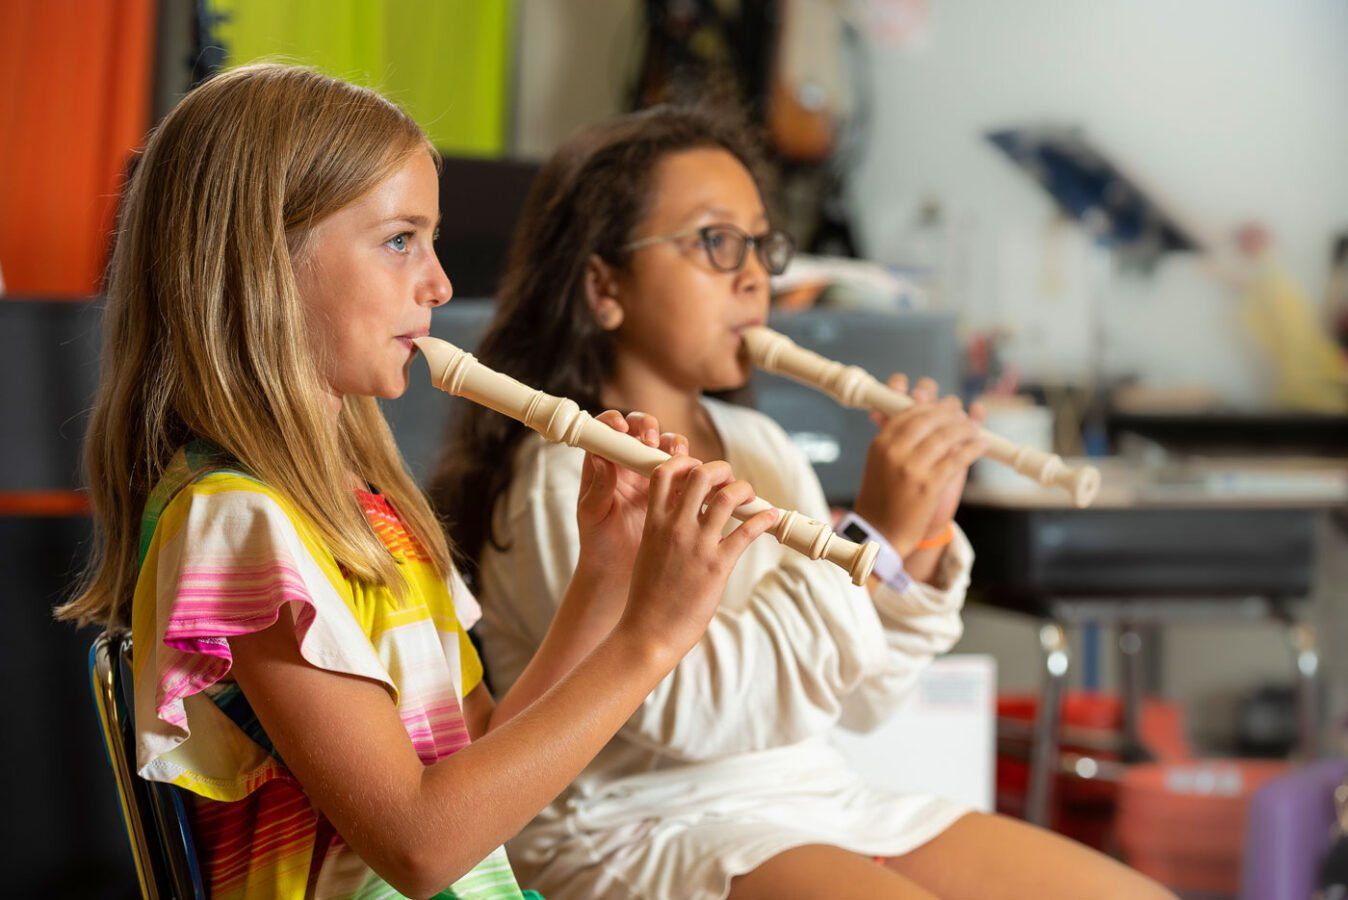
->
[727,416,973,738]
[478,407,972,761]
[835,529,971,733]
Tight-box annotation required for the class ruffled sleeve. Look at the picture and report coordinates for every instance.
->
[446,564,486,696]
[129,472,395,801]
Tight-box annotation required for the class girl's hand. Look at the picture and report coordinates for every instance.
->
[575,410,687,584]
[614,457,778,663]
[854,376,986,557]
[896,377,989,539]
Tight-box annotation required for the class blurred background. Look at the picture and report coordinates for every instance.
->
[2,1,1346,896]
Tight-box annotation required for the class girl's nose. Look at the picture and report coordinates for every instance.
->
[734,249,768,297]
[422,258,453,307]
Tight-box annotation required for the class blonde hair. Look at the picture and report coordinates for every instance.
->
[57,63,452,627]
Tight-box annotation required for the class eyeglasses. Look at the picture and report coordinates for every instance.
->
[623,224,796,276]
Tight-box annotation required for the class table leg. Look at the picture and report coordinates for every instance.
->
[1287,619,1321,758]
[1117,623,1151,762]
[1027,622,1070,827]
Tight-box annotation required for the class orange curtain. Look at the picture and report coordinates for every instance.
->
[0,0,157,297]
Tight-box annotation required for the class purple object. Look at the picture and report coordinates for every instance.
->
[1240,758,1348,900]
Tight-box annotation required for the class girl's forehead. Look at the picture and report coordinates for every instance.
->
[342,153,441,223]
[646,148,765,226]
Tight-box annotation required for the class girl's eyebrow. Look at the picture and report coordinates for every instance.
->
[679,205,770,228]
[374,213,442,230]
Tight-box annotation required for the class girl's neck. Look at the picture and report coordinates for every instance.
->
[602,356,724,462]
[321,390,364,491]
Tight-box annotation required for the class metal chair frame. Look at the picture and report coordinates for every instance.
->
[90,631,205,899]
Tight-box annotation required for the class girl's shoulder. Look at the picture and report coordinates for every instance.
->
[148,440,280,514]
[138,445,344,610]
[147,453,319,557]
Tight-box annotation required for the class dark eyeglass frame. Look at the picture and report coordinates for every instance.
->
[622,224,796,276]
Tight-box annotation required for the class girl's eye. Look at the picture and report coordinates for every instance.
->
[387,233,411,253]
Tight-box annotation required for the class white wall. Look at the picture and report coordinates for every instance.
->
[512,0,641,158]
[850,0,1348,404]
[508,0,1348,747]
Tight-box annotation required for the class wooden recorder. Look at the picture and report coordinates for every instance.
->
[414,337,879,585]
[741,326,1101,508]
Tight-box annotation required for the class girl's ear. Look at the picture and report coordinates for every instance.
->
[584,254,625,331]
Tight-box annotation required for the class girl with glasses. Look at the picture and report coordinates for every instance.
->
[430,106,1168,900]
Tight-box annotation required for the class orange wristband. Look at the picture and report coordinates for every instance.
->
[915,523,954,551]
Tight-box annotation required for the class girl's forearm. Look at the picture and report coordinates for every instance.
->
[229,606,674,898]
[900,544,942,586]
[403,629,672,892]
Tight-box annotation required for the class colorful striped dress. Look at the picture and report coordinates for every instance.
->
[129,443,532,899]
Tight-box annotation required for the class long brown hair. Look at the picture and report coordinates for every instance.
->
[58,63,453,627]
[429,105,765,582]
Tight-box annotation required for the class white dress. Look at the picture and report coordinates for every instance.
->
[478,397,975,899]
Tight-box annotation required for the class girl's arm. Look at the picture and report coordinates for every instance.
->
[228,456,775,898]
[476,410,683,734]
[232,606,664,897]
[853,374,986,586]
[481,401,978,761]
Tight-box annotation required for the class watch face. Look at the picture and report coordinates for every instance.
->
[843,522,868,543]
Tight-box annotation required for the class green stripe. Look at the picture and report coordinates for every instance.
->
[351,845,525,899]
[137,441,255,566]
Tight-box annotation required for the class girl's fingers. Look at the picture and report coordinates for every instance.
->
[577,453,618,519]
[968,399,988,426]
[931,455,975,493]
[720,508,779,557]
[595,409,630,433]
[673,460,734,522]
[701,479,755,534]
[912,377,939,404]
[877,404,948,458]
[659,431,690,456]
[625,410,661,446]
[933,436,987,482]
[578,452,596,496]
[589,454,618,495]
[958,436,988,466]
[648,455,699,513]
[907,415,981,472]
[886,373,910,395]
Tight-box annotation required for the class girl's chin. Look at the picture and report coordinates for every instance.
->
[705,365,752,393]
[372,371,411,400]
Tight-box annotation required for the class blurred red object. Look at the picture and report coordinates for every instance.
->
[996,692,1192,850]
[0,0,156,296]
[1117,759,1290,896]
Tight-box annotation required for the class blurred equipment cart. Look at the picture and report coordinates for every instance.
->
[957,458,1341,826]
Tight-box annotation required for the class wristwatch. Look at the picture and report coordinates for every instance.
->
[834,511,911,592]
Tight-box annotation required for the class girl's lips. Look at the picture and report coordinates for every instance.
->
[396,330,430,350]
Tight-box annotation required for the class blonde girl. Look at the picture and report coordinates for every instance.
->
[58,66,775,899]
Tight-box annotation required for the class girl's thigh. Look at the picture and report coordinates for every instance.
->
[727,843,938,900]
[885,812,1175,900]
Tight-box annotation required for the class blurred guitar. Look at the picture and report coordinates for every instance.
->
[765,0,849,164]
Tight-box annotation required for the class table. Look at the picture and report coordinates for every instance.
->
[955,458,1342,826]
